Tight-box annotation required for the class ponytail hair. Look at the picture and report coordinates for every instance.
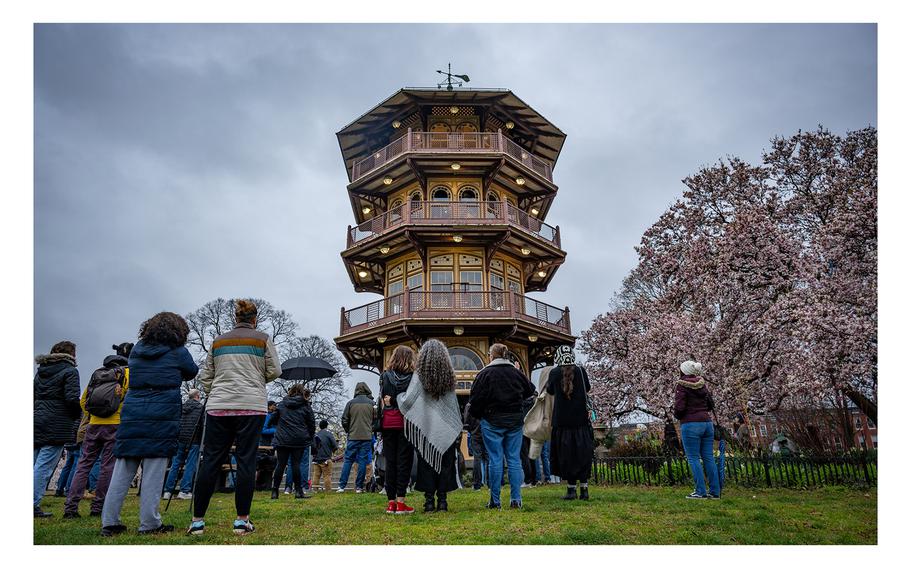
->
[561,364,575,399]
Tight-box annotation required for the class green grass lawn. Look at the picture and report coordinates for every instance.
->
[34,485,876,545]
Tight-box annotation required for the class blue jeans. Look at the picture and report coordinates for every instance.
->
[536,440,552,481]
[57,445,81,494]
[480,419,524,506]
[88,455,101,490]
[680,421,720,497]
[284,446,311,490]
[164,442,200,493]
[338,440,371,490]
[34,445,64,508]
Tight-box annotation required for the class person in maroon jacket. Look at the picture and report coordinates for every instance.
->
[673,360,720,499]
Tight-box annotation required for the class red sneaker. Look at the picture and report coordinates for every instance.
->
[385,501,397,514]
[395,501,415,515]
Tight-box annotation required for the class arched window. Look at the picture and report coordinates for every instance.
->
[431,186,451,219]
[486,191,501,218]
[449,347,483,371]
[459,186,478,200]
[459,186,479,219]
[389,198,403,223]
[410,190,424,219]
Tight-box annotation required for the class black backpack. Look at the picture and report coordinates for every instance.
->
[84,366,125,418]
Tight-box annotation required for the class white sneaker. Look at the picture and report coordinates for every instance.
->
[520,483,532,488]
[284,488,291,495]
[162,492,172,500]
[355,488,363,494]
[177,492,193,500]
[336,487,346,493]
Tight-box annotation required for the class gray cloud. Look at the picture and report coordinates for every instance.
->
[35,24,876,394]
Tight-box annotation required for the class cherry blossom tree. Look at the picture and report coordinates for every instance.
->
[582,126,877,438]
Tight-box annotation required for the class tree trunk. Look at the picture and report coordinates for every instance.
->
[843,387,877,424]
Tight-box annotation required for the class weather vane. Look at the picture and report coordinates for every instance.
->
[436,63,470,91]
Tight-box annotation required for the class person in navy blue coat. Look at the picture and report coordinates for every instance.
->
[99,312,198,537]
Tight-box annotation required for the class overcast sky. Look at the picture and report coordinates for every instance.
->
[34,24,876,396]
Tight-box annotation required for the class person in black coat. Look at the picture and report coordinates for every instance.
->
[546,346,594,501]
[34,340,81,517]
[378,345,416,514]
[270,384,316,499]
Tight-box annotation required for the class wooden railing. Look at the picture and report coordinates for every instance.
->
[339,289,571,336]
[346,201,561,248]
[351,130,554,182]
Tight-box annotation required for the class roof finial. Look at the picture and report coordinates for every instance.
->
[436,63,470,91]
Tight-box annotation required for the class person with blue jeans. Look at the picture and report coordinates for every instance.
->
[468,343,534,509]
[337,382,376,492]
[536,441,552,483]
[673,360,720,499]
[34,341,82,517]
[163,389,204,499]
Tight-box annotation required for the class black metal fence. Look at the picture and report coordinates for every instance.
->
[591,452,877,488]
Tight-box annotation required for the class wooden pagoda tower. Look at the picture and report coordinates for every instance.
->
[334,86,575,394]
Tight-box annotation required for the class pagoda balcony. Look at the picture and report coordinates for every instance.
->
[346,200,561,250]
[338,289,572,337]
[351,130,554,183]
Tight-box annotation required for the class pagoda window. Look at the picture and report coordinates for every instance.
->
[448,347,483,371]
[431,186,451,219]
[490,271,506,310]
[459,186,480,218]
[459,270,483,308]
[430,122,450,149]
[486,191,501,218]
[430,270,454,308]
[388,279,404,314]
[410,190,424,218]
[389,198,403,223]
[407,272,423,292]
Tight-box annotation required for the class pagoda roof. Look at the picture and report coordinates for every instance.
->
[336,88,567,182]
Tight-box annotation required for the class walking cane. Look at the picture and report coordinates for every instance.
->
[164,399,207,513]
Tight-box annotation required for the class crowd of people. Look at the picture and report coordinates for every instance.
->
[35,298,724,537]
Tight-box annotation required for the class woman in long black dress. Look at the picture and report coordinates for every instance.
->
[546,345,594,501]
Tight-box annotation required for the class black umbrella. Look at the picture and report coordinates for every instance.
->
[280,356,338,381]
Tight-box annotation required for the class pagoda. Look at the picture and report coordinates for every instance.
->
[334,84,575,395]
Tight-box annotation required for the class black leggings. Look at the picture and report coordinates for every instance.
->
[383,430,413,500]
[193,413,265,518]
[273,447,304,491]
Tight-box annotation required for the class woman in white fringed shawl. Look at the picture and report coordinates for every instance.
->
[397,339,462,513]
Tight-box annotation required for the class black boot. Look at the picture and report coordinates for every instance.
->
[579,486,589,500]
[423,493,436,513]
[563,486,577,500]
[437,493,448,512]
[271,488,279,499]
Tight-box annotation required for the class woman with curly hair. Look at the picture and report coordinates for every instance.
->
[100,312,198,537]
[397,339,462,513]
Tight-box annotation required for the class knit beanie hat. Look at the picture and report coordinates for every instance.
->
[679,360,704,376]
[554,345,576,366]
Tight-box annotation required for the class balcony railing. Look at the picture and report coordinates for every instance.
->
[339,289,571,336]
[347,201,560,248]
[351,130,554,182]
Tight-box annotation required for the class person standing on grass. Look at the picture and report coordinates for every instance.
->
[100,314,198,537]
[534,366,554,484]
[398,339,462,513]
[378,345,416,514]
[281,389,315,496]
[336,382,376,493]
[312,420,338,491]
[189,299,282,536]
[673,360,720,499]
[468,343,534,510]
[162,388,204,500]
[64,343,132,519]
[270,384,316,499]
[55,411,90,497]
[546,346,594,501]
[463,402,487,490]
[34,340,82,518]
